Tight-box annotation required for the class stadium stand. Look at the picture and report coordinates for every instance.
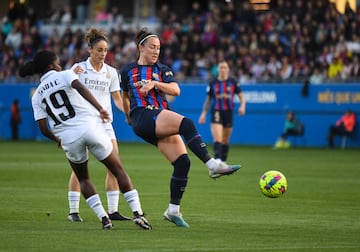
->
[1,0,360,84]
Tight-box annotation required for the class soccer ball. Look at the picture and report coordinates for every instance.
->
[259,170,287,198]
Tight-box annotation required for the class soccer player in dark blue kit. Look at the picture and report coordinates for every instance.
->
[120,28,241,228]
[199,60,246,163]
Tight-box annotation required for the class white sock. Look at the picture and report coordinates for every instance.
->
[106,190,120,214]
[68,191,81,214]
[86,194,107,220]
[168,203,180,214]
[205,158,218,170]
[123,189,143,215]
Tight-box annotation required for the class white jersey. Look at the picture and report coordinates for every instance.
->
[32,70,100,143]
[71,58,120,123]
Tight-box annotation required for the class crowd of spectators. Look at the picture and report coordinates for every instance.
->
[1,0,360,84]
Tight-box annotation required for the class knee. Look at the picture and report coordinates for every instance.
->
[179,117,196,135]
[172,154,191,178]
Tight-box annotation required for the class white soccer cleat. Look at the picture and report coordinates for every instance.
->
[209,160,241,179]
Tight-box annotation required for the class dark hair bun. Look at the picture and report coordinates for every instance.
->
[19,61,35,77]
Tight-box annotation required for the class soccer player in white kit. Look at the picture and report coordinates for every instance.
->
[67,28,130,222]
[20,50,152,230]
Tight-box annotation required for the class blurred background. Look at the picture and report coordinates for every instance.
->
[0,0,359,147]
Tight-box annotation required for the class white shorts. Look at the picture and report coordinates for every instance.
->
[62,123,113,164]
[103,122,116,140]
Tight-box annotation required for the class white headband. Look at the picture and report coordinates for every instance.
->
[138,34,158,46]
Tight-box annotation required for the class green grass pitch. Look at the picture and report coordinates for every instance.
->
[0,141,359,252]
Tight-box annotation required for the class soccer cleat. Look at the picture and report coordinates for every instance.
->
[101,216,113,230]
[108,211,131,221]
[67,213,83,222]
[133,212,152,230]
[209,161,241,179]
[163,209,189,228]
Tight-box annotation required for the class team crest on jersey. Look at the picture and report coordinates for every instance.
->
[152,73,159,79]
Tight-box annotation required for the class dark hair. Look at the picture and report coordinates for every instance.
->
[85,27,109,47]
[19,50,57,77]
[135,27,158,47]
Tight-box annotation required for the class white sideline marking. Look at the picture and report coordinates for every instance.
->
[124,245,360,252]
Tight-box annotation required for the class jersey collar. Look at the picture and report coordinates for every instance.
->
[40,70,57,82]
[85,58,107,73]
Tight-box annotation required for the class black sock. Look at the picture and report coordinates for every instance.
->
[170,154,190,205]
[213,141,222,160]
[222,144,229,161]
[179,117,212,163]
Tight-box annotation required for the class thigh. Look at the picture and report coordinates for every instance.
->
[157,134,188,163]
[155,109,184,138]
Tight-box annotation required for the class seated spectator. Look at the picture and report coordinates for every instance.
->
[279,56,293,80]
[327,109,356,149]
[274,111,304,149]
[5,21,22,52]
[328,57,343,79]
[60,6,72,25]
[309,67,324,84]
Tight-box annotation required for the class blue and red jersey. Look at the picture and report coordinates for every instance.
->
[206,77,241,111]
[120,62,175,113]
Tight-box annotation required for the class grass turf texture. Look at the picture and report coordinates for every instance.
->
[0,141,359,252]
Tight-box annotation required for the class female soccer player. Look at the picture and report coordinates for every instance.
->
[20,50,151,230]
[198,60,246,163]
[120,28,241,228]
[67,28,130,222]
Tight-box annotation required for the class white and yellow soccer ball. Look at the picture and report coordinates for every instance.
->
[259,170,287,198]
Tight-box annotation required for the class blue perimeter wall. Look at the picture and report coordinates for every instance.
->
[0,83,359,148]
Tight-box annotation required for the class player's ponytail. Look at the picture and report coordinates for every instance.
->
[19,60,35,77]
[19,50,57,77]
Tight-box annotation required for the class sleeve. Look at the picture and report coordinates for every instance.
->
[160,64,176,83]
[206,80,213,96]
[109,67,120,93]
[70,63,78,71]
[234,78,242,93]
[120,68,129,92]
[32,92,47,121]
[63,70,79,87]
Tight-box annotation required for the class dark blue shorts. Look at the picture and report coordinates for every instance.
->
[210,110,233,127]
[130,106,162,146]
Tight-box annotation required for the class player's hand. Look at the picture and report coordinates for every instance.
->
[56,137,62,148]
[140,80,155,96]
[73,66,84,75]
[99,108,110,122]
[238,107,245,115]
[198,113,206,124]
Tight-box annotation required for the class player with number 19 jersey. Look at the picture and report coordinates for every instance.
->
[32,69,100,142]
